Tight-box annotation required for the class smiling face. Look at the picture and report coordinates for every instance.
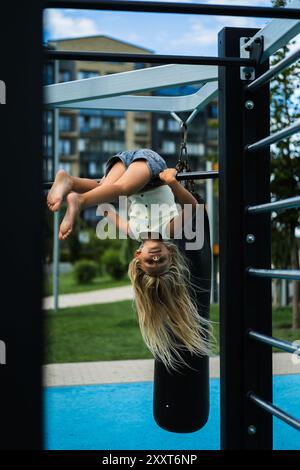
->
[134,238,171,275]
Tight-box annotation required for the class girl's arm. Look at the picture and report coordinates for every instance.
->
[159,168,199,238]
[104,208,129,236]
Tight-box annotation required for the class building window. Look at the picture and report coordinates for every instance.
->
[90,116,102,129]
[78,70,100,80]
[134,63,146,70]
[78,139,86,152]
[114,118,126,131]
[157,118,164,131]
[59,69,72,83]
[59,139,72,156]
[43,63,54,85]
[59,115,72,132]
[134,121,148,135]
[79,115,90,132]
[43,134,53,157]
[89,140,101,151]
[207,127,218,140]
[187,143,205,156]
[162,141,176,154]
[88,162,97,176]
[59,162,72,173]
[167,120,180,132]
[43,110,53,133]
[46,159,53,181]
[102,140,123,153]
[208,103,218,119]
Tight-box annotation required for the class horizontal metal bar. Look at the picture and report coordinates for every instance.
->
[44,49,256,67]
[44,64,218,107]
[49,81,218,113]
[240,0,300,63]
[177,170,219,181]
[246,47,300,91]
[247,196,300,214]
[246,119,300,152]
[247,267,300,281]
[248,393,300,432]
[42,170,219,190]
[248,330,300,354]
[45,0,300,19]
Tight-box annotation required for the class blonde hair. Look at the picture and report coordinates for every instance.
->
[128,240,214,374]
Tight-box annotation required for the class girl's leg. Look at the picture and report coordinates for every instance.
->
[47,170,98,212]
[59,160,151,240]
[47,161,126,211]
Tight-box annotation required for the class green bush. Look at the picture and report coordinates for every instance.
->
[74,259,99,284]
[101,249,127,280]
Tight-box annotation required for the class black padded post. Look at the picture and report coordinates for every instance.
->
[153,196,211,433]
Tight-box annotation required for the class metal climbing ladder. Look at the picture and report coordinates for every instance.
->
[218,23,300,449]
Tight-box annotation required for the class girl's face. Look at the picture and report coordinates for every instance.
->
[134,239,171,275]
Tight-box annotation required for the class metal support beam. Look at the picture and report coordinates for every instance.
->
[247,268,300,281]
[248,330,300,354]
[240,0,300,63]
[219,26,272,450]
[45,49,256,67]
[44,64,218,107]
[246,47,300,92]
[246,119,300,152]
[45,0,300,20]
[247,195,300,214]
[248,393,300,431]
[51,81,218,113]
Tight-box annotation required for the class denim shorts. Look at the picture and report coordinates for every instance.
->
[104,148,168,188]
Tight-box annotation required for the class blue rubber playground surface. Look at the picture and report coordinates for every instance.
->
[44,375,300,450]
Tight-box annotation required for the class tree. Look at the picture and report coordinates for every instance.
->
[270,0,300,328]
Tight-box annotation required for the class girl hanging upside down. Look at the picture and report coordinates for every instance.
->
[47,148,213,372]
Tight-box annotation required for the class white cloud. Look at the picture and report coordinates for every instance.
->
[44,10,99,39]
[168,18,217,49]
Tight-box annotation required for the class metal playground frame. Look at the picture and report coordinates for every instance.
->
[1,0,300,450]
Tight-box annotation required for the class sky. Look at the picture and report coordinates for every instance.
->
[43,0,300,56]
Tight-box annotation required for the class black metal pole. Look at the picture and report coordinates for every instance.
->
[218,26,272,450]
[44,50,256,67]
[44,0,300,20]
[0,2,43,450]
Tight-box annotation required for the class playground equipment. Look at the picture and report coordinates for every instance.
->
[1,0,300,450]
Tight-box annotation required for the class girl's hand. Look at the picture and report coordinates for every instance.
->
[159,168,178,185]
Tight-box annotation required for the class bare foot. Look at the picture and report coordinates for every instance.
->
[59,192,82,240]
[47,169,73,212]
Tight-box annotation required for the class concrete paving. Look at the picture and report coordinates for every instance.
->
[44,353,300,387]
[43,285,134,310]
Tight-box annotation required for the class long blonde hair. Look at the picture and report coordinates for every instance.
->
[128,240,214,373]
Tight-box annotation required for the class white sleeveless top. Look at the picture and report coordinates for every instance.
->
[127,184,179,241]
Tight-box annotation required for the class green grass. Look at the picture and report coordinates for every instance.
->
[44,303,299,364]
[43,271,131,296]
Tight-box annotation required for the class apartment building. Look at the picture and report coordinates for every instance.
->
[44,35,154,182]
